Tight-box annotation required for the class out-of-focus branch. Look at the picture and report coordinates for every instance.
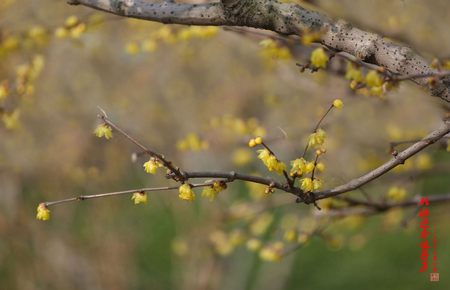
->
[314,119,450,201]
[68,0,450,101]
[316,193,450,218]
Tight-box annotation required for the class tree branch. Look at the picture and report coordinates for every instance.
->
[68,0,450,102]
[314,119,450,201]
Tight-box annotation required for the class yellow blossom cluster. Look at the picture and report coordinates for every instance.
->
[55,16,88,39]
[1,55,45,130]
[257,148,287,175]
[209,115,267,137]
[131,191,148,204]
[301,28,325,46]
[209,229,246,256]
[300,177,322,192]
[178,183,195,201]
[201,181,227,201]
[143,158,163,174]
[94,123,113,139]
[259,39,292,67]
[290,157,314,177]
[248,136,263,148]
[125,26,219,55]
[176,133,209,151]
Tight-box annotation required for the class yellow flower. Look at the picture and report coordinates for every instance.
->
[305,162,315,173]
[125,42,140,55]
[333,99,344,109]
[248,138,257,148]
[232,148,253,166]
[310,47,329,68]
[365,70,383,87]
[345,63,363,82]
[2,109,21,130]
[300,177,313,192]
[284,229,298,242]
[415,154,433,170]
[201,181,226,201]
[65,15,79,27]
[290,158,307,176]
[308,128,326,148]
[94,123,113,139]
[313,178,323,190]
[316,162,325,172]
[246,239,262,251]
[36,203,51,221]
[143,158,162,174]
[55,27,69,39]
[301,29,323,46]
[0,82,9,101]
[254,136,263,145]
[131,191,148,204]
[179,184,195,201]
[257,149,286,174]
[387,186,406,202]
[70,23,86,39]
[250,213,274,236]
[260,242,284,262]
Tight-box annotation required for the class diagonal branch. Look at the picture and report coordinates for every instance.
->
[314,119,450,201]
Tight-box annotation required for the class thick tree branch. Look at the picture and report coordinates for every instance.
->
[68,0,450,101]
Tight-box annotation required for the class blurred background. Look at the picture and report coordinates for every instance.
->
[0,0,449,289]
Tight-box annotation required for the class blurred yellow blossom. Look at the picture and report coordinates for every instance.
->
[260,242,284,262]
[415,154,433,170]
[387,186,407,202]
[246,239,262,251]
[310,47,329,68]
[2,109,21,130]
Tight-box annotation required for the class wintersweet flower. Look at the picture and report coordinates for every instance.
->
[202,181,227,201]
[310,47,329,68]
[308,128,326,148]
[94,123,113,139]
[365,70,383,87]
[305,162,315,173]
[300,178,313,192]
[36,203,50,221]
[257,149,286,174]
[313,178,323,190]
[143,158,162,174]
[290,158,307,176]
[131,192,148,204]
[179,184,195,201]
